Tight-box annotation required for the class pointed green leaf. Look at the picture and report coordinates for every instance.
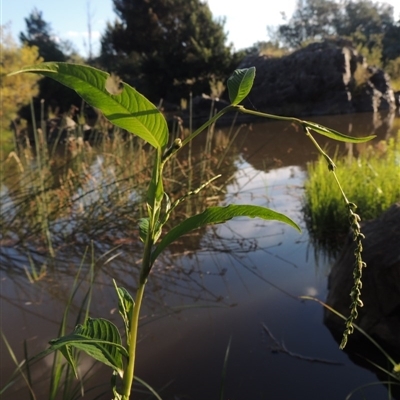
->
[305,121,375,143]
[9,62,168,149]
[113,280,134,337]
[59,345,79,378]
[227,67,256,105]
[138,218,150,243]
[151,205,300,263]
[49,318,126,377]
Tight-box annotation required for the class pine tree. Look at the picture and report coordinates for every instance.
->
[99,0,239,102]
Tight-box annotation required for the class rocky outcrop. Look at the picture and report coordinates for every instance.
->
[324,203,400,350]
[237,40,396,117]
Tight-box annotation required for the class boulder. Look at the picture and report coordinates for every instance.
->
[324,203,400,350]
[236,40,396,117]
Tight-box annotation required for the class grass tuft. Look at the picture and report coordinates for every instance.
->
[304,132,400,251]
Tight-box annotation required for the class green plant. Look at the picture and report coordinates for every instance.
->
[304,133,400,246]
[1,246,100,400]
[8,63,375,399]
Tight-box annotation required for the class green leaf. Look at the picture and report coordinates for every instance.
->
[305,121,375,143]
[113,280,134,337]
[9,62,168,149]
[59,345,79,378]
[151,204,300,263]
[49,318,126,377]
[227,67,256,105]
[138,218,150,243]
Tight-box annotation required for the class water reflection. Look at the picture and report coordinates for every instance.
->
[1,111,399,399]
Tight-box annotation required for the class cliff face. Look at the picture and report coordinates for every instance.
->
[236,41,396,117]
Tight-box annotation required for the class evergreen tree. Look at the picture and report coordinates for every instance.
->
[99,0,239,103]
[19,8,66,62]
[19,9,81,118]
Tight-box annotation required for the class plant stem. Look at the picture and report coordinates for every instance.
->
[236,105,302,123]
[121,281,146,399]
[181,106,235,147]
[121,151,158,398]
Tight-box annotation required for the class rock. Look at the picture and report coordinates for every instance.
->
[236,40,396,117]
[324,203,400,350]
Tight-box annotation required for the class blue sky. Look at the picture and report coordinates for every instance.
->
[2,0,400,58]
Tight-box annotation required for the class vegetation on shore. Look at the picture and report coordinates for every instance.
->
[304,132,400,250]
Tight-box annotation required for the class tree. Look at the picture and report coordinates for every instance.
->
[0,25,42,124]
[335,0,394,39]
[382,19,400,62]
[19,8,66,62]
[382,19,400,89]
[99,0,239,103]
[19,9,82,118]
[273,0,395,52]
[275,0,341,48]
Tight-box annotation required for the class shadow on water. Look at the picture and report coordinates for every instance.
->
[1,111,399,399]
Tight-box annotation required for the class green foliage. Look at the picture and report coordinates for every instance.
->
[304,121,376,142]
[273,0,399,65]
[113,280,135,339]
[386,56,400,90]
[151,204,300,263]
[99,0,239,102]
[274,0,342,48]
[1,251,99,400]
[49,318,127,378]
[19,8,66,62]
[304,134,400,246]
[0,25,42,123]
[11,63,169,149]
[18,9,82,118]
[382,20,400,62]
[9,62,375,399]
[337,0,394,39]
[227,67,256,105]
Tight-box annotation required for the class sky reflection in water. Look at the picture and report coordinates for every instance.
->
[1,114,398,399]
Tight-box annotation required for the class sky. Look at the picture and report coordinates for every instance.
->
[1,0,400,58]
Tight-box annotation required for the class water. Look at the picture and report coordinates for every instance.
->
[1,111,399,399]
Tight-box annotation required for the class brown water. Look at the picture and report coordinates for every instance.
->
[1,111,399,400]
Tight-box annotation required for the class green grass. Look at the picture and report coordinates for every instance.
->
[304,132,400,250]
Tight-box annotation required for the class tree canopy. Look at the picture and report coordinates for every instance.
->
[274,0,396,54]
[99,0,239,103]
[19,9,82,118]
[19,8,66,62]
[0,25,43,124]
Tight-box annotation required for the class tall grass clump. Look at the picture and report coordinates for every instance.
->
[304,132,400,249]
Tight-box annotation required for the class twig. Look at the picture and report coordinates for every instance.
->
[261,323,343,366]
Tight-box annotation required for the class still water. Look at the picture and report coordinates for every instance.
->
[1,111,399,399]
